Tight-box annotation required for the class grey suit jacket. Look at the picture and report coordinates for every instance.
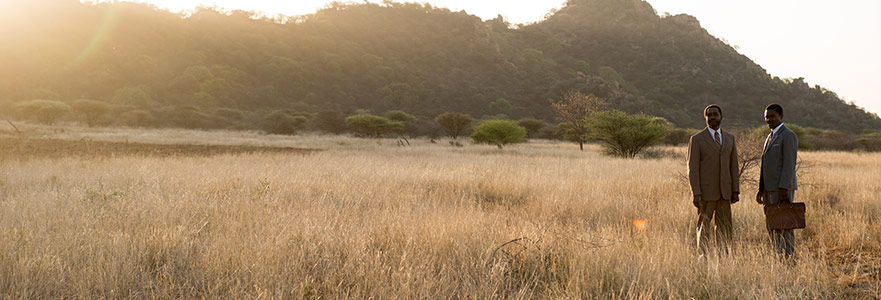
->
[687,128,740,201]
[760,124,798,192]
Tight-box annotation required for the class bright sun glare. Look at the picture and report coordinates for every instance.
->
[110,0,347,18]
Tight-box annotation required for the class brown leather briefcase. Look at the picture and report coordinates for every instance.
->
[764,202,806,230]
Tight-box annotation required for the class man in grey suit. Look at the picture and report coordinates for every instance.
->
[687,104,740,253]
[755,103,798,258]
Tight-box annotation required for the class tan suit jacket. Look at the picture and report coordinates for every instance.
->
[687,128,740,201]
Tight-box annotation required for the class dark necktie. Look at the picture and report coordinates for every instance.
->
[714,131,721,145]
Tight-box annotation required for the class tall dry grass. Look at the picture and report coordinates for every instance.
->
[1,125,879,298]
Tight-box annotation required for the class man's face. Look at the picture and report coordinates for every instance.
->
[705,107,722,130]
[764,109,782,129]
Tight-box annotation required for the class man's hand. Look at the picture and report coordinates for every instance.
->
[778,188,790,203]
[693,195,701,208]
[731,193,740,204]
[755,190,763,204]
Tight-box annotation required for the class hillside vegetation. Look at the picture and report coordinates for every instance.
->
[1,0,879,133]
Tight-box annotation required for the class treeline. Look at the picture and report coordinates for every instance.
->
[0,98,546,139]
[2,0,880,134]
[5,96,880,153]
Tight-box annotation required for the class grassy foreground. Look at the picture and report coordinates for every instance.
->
[1,125,880,299]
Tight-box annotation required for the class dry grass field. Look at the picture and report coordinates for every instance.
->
[1,123,880,299]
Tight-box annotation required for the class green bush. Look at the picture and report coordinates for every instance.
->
[810,130,856,151]
[857,132,881,152]
[753,124,858,151]
[13,99,72,124]
[384,110,417,135]
[345,113,402,138]
[262,111,308,135]
[470,119,526,149]
[587,110,672,158]
[785,124,813,150]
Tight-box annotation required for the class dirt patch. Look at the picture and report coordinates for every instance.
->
[0,137,318,160]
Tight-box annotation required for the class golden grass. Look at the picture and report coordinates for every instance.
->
[1,124,880,298]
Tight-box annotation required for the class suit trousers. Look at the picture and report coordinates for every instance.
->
[764,190,796,258]
[696,199,732,253]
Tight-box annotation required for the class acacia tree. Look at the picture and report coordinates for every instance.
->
[13,100,72,125]
[385,110,417,146]
[384,110,417,136]
[551,91,608,150]
[586,110,672,158]
[470,120,526,149]
[345,113,402,138]
[435,112,473,140]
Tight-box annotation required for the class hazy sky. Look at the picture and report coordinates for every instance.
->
[124,0,881,115]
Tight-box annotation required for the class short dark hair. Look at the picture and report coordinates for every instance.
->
[704,104,721,116]
[765,103,783,116]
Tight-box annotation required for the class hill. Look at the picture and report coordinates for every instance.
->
[1,0,878,133]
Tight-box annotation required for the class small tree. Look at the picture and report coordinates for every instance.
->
[551,91,608,150]
[857,131,881,152]
[517,118,546,139]
[470,119,526,149]
[587,110,672,158]
[435,112,473,140]
[345,113,402,138]
[262,111,308,135]
[70,99,110,127]
[384,110,417,136]
[13,100,72,124]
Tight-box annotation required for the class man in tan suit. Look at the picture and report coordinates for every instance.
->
[687,104,740,253]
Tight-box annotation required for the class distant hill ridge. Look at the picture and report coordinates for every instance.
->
[2,0,878,133]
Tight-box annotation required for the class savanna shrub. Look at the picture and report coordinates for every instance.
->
[471,119,526,149]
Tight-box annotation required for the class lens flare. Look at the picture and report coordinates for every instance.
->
[632,219,647,231]
[73,4,119,66]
